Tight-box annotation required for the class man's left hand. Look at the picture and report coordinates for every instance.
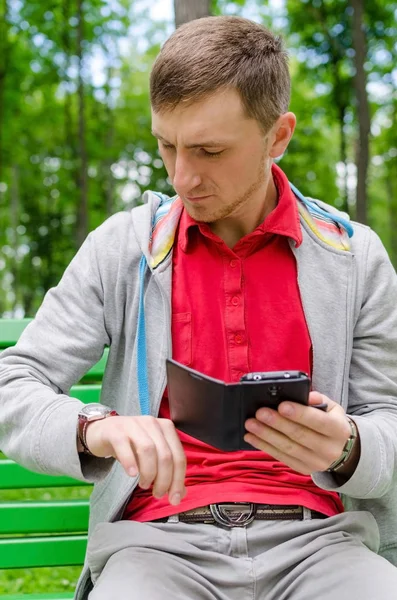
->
[244,391,359,477]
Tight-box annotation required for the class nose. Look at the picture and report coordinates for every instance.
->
[172,153,202,195]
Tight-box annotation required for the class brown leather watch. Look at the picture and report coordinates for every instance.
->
[77,404,118,455]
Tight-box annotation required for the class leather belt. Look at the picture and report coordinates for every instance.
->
[153,503,328,528]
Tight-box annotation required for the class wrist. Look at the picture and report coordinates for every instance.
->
[328,417,360,482]
[77,404,118,456]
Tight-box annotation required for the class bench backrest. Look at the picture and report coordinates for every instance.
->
[0,318,107,569]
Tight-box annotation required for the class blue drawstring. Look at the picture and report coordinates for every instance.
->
[136,255,150,415]
[289,182,354,238]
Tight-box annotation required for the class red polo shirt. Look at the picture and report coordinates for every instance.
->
[124,164,344,521]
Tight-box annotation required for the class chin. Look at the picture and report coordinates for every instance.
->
[184,201,232,224]
[183,203,215,223]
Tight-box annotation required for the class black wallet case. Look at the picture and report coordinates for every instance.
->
[166,359,311,451]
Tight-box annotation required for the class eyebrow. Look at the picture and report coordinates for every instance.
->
[151,131,227,148]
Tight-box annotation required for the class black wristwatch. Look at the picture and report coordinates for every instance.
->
[77,403,118,455]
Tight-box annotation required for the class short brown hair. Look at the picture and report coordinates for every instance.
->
[150,16,290,133]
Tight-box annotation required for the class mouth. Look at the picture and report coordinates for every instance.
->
[185,195,212,203]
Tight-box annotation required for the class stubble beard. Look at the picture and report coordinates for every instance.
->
[185,157,269,224]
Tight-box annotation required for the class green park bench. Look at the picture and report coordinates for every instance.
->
[0,319,108,599]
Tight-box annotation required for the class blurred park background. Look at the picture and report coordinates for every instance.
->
[0,0,397,318]
[0,0,396,595]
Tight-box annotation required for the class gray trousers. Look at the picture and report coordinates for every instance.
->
[87,511,397,600]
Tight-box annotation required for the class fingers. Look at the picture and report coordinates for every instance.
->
[244,392,352,473]
[104,418,156,483]
[111,437,139,477]
[246,412,321,453]
[244,419,335,472]
[243,432,314,475]
[308,391,329,407]
[133,418,175,494]
[92,416,187,505]
[276,393,346,438]
[135,417,186,504]
[157,419,187,505]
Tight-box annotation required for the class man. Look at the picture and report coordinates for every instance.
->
[1,15,397,600]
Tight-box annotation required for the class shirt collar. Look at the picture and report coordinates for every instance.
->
[178,163,302,252]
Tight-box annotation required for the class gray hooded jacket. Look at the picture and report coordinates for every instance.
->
[1,190,397,599]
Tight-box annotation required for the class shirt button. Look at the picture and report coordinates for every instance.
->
[234,334,244,344]
[231,296,239,306]
[230,260,238,268]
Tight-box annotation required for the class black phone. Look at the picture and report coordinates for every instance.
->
[240,370,327,411]
[166,360,328,451]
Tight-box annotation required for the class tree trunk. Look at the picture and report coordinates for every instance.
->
[387,100,397,268]
[330,57,349,215]
[306,5,352,214]
[76,0,88,248]
[104,63,115,217]
[10,164,19,313]
[0,0,10,190]
[350,0,370,224]
[387,177,397,268]
[174,0,211,28]
[62,0,74,155]
[338,104,349,214]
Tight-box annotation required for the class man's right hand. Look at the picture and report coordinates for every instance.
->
[84,416,187,506]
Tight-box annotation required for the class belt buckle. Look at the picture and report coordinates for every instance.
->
[209,503,257,528]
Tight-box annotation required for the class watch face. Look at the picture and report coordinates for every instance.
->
[81,404,110,420]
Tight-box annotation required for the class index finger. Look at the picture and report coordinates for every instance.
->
[276,394,342,437]
[158,419,187,505]
[308,391,334,409]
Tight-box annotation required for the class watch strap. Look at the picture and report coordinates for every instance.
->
[327,416,358,473]
[77,407,118,456]
[79,420,95,456]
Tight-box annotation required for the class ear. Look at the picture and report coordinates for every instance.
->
[268,112,296,158]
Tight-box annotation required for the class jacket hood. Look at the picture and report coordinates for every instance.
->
[137,186,354,270]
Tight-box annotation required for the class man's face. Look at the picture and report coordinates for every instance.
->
[151,88,273,225]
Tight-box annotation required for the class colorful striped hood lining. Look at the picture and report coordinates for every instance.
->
[148,184,353,270]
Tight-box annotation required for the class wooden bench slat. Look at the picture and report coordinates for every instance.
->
[0,535,87,569]
[0,500,89,535]
[0,460,90,490]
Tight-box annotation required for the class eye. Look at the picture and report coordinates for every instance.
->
[202,149,223,158]
[160,142,175,151]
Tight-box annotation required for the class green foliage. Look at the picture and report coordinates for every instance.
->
[0,566,81,596]
[0,0,396,305]
[0,0,171,316]
[280,58,340,204]
[285,0,397,255]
